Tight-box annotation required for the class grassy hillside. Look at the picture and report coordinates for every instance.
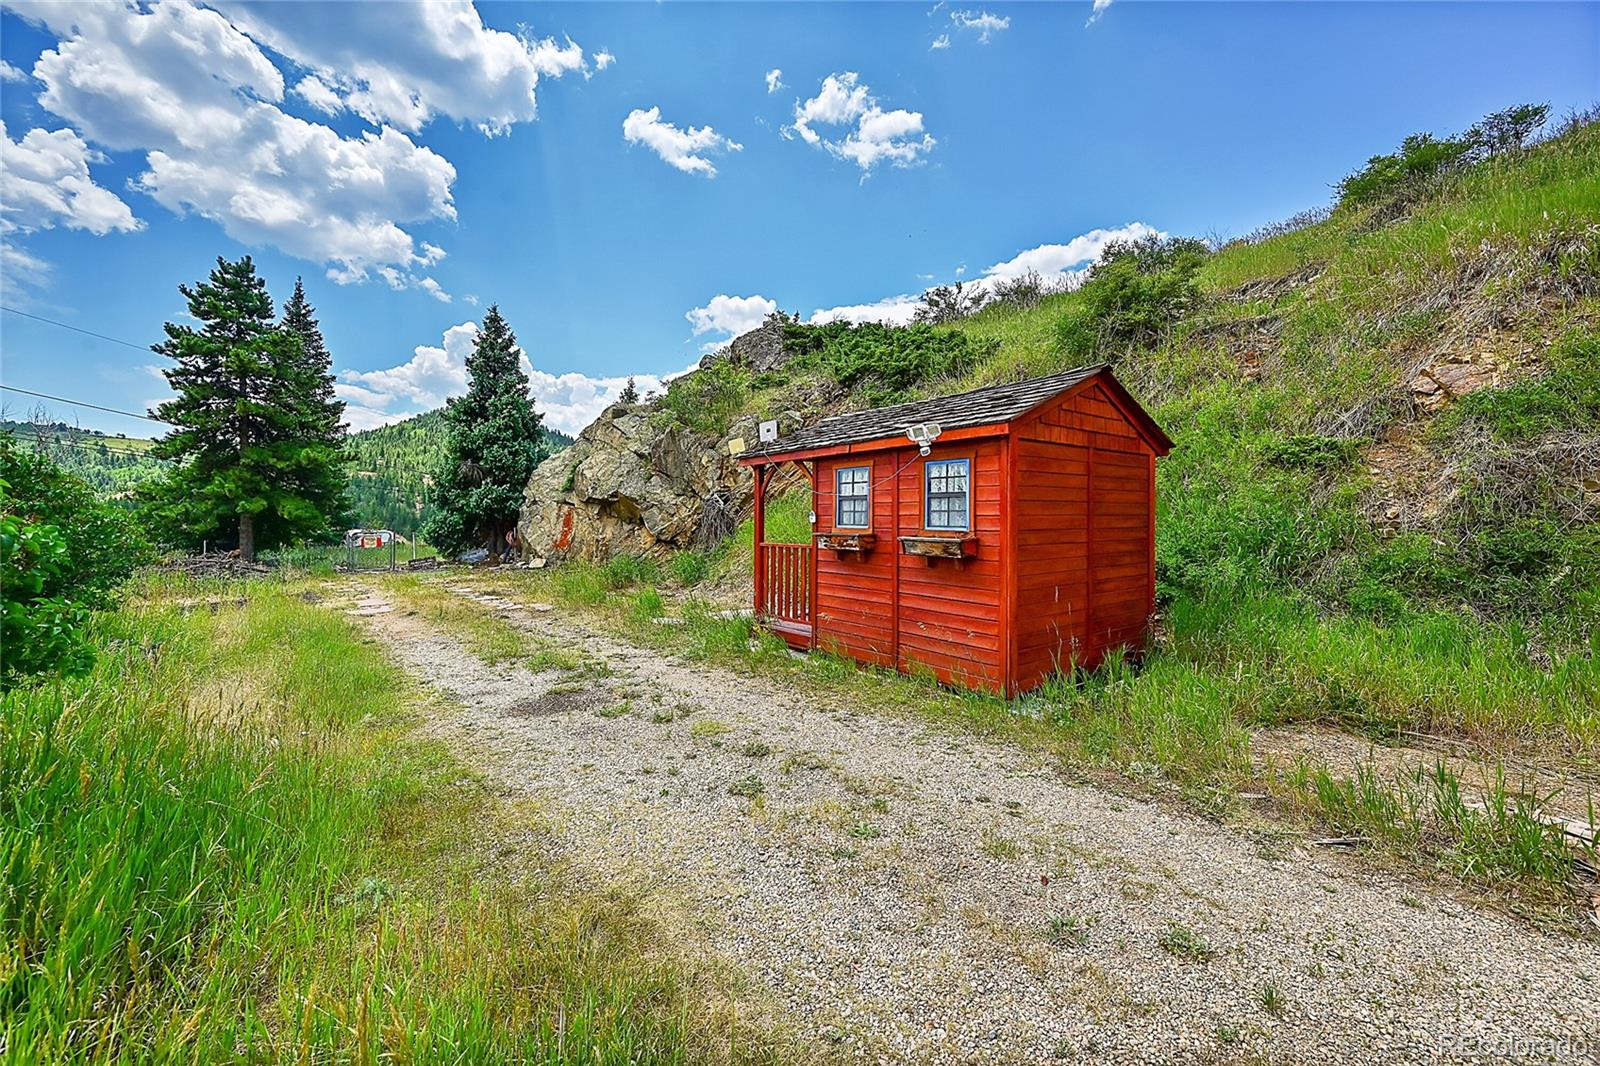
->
[646,108,1600,779]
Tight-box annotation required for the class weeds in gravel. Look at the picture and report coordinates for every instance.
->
[742,741,773,758]
[1157,922,1216,961]
[692,719,733,738]
[728,774,765,799]
[0,576,798,1065]
[1043,913,1092,947]
[599,700,632,718]
[1260,983,1286,1016]
[979,830,1022,861]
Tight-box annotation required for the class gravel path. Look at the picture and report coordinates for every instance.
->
[350,581,1598,1065]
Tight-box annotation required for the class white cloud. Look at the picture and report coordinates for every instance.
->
[0,60,29,82]
[593,49,615,71]
[1087,0,1114,25]
[339,320,681,436]
[416,277,452,303]
[210,1,588,135]
[685,293,778,339]
[0,120,141,236]
[950,9,1010,42]
[1,240,52,291]
[982,222,1162,282]
[930,34,951,50]
[789,72,934,174]
[292,74,344,115]
[807,222,1164,326]
[622,106,741,177]
[17,0,459,291]
[765,68,784,93]
[808,294,921,327]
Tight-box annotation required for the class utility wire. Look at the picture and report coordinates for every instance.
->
[0,384,168,423]
[0,305,154,352]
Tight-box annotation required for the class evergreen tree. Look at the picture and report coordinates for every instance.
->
[142,256,347,559]
[276,277,351,540]
[617,376,640,405]
[423,306,545,560]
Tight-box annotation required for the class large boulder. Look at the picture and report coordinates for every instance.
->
[697,312,794,373]
[518,405,756,561]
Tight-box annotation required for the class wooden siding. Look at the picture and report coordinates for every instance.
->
[1011,382,1155,690]
[752,369,1165,698]
[894,440,1005,691]
[812,453,897,667]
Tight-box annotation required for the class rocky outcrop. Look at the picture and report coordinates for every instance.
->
[516,399,798,561]
[518,315,819,562]
[698,312,794,372]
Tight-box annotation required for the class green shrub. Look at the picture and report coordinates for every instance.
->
[1261,434,1359,470]
[0,439,147,610]
[1054,235,1209,359]
[654,361,751,436]
[1,487,93,687]
[1337,103,1550,213]
[782,321,998,405]
[0,443,148,687]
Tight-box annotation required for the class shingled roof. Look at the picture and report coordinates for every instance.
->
[743,363,1169,458]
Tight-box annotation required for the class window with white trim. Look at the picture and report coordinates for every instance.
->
[835,465,870,528]
[924,458,970,531]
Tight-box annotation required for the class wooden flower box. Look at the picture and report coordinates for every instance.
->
[898,535,978,561]
[816,532,877,553]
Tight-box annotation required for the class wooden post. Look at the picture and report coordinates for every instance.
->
[752,463,767,619]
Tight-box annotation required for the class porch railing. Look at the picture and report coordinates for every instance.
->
[759,542,811,626]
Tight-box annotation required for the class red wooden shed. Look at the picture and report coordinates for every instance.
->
[740,364,1173,697]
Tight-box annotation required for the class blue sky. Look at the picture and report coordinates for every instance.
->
[1,1,1596,436]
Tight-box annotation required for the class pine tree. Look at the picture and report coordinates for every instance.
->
[143,256,348,559]
[277,277,351,539]
[617,376,640,405]
[423,306,545,560]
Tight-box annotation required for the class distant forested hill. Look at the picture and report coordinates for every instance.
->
[5,410,573,535]
[1,421,167,503]
[345,409,573,535]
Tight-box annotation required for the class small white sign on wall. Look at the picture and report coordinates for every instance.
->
[759,419,779,443]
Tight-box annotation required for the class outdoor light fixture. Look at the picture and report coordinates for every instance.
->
[906,422,942,456]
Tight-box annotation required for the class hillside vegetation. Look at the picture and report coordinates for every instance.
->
[603,107,1600,905]
[658,106,1598,665]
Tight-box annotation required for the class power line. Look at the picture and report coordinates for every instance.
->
[0,305,154,352]
[0,384,168,424]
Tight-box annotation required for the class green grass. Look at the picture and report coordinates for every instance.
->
[1,576,795,1063]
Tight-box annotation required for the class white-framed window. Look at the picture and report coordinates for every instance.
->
[835,465,871,528]
[924,458,970,531]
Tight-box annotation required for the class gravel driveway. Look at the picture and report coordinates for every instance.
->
[350,581,1598,1065]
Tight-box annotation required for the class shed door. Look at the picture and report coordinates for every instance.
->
[1088,447,1152,650]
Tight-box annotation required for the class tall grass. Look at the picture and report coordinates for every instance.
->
[0,577,793,1064]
